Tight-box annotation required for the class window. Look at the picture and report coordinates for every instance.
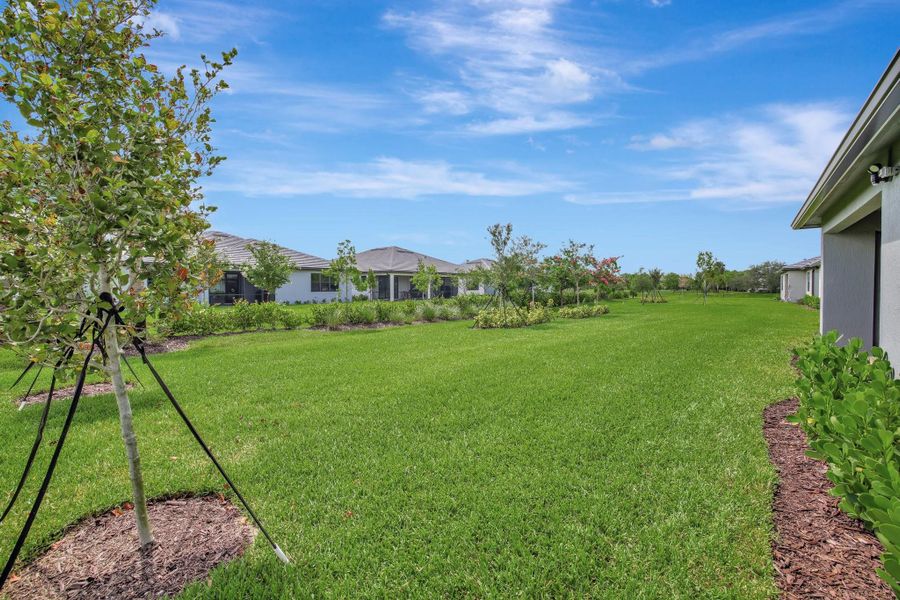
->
[311,272,338,292]
[209,271,243,305]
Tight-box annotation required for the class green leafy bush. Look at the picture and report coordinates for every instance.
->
[158,301,305,336]
[800,294,821,309]
[473,305,552,329]
[790,332,900,593]
[558,304,610,319]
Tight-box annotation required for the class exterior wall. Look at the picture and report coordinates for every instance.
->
[805,267,820,297]
[821,211,880,348]
[780,271,805,302]
[880,178,900,362]
[276,270,340,304]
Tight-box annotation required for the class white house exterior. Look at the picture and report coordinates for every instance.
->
[791,50,900,362]
[780,257,821,302]
[460,258,496,296]
[201,231,338,304]
[351,246,462,300]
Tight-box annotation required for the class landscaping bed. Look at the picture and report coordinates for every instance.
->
[764,398,891,598]
[15,382,135,408]
[4,494,255,600]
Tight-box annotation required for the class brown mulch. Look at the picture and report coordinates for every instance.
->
[16,382,135,408]
[4,495,256,600]
[764,398,892,599]
[122,336,193,356]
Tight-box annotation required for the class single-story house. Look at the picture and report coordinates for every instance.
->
[201,231,338,304]
[791,49,899,361]
[780,257,821,302]
[352,246,462,300]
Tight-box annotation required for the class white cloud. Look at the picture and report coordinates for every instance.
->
[416,89,471,115]
[614,103,852,206]
[207,157,569,199]
[649,0,672,6]
[384,0,610,134]
[467,111,592,135]
[627,0,880,72]
[138,11,181,40]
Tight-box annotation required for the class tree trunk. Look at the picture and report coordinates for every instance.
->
[100,271,153,548]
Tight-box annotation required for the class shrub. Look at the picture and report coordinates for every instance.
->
[416,302,438,322]
[790,332,900,593]
[558,304,610,319]
[473,305,551,329]
[800,294,820,309]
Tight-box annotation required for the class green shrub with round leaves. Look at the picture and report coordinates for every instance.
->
[790,331,900,593]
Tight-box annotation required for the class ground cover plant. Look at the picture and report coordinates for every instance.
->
[0,294,818,597]
[790,332,900,593]
[557,304,610,319]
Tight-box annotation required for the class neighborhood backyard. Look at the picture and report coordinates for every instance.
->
[0,294,817,597]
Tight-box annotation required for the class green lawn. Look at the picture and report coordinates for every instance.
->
[0,294,817,598]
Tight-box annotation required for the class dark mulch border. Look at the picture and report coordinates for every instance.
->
[764,398,892,599]
[15,382,135,408]
[4,493,256,600]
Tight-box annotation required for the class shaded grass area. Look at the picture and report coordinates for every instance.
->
[0,294,817,598]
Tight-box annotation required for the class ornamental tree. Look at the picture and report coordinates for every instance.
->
[0,0,233,548]
[242,241,293,302]
[324,240,361,302]
[411,260,441,299]
[587,255,622,298]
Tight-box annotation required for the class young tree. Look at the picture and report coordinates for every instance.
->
[647,267,664,302]
[482,224,545,311]
[242,241,292,302]
[364,268,377,300]
[411,260,442,299]
[560,240,593,304]
[0,0,233,548]
[695,251,724,303]
[324,240,361,302]
[632,269,654,304]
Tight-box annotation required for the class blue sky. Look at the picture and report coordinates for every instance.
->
[62,1,900,271]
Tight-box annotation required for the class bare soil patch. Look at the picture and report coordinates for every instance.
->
[764,398,892,599]
[16,382,135,408]
[4,494,255,600]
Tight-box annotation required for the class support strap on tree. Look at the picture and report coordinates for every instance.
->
[0,309,113,590]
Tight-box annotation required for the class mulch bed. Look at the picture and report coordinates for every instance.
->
[15,382,135,408]
[4,494,256,600]
[764,398,892,599]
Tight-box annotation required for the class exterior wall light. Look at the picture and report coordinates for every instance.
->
[869,163,899,185]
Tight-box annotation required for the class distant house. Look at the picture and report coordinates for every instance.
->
[791,50,899,360]
[780,257,821,302]
[202,231,337,304]
[459,258,496,296]
[352,246,462,300]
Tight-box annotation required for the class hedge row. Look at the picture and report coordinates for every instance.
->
[158,300,304,336]
[310,298,481,330]
[557,304,610,319]
[791,332,900,593]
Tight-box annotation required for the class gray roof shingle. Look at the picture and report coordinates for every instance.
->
[203,231,330,270]
[782,256,821,271]
[356,246,462,274]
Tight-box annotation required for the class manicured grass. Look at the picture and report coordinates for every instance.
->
[0,293,817,598]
